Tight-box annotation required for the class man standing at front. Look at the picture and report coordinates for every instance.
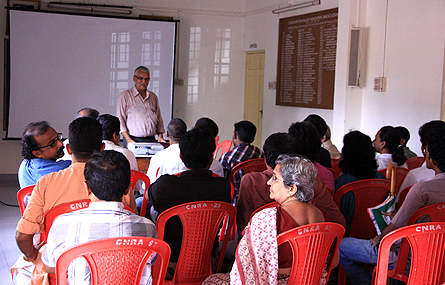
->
[117,66,165,146]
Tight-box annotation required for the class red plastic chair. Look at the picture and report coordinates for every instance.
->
[56,237,171,285]
[276,222,345,284]
[331,158,342,179]
[131,170,150,217]
[397,185,413,210]
[17,185,35,215]
[213,140,232,159]
[378,165,409,196]
[373,222,445,285]
[155,201,236,284]
[407,202,445,225]
[228,158,267,189]
[405,156,425,170]
[44,199,91,241]
[334,179,390,285]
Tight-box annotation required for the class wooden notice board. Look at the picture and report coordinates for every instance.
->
[276,8,338,109]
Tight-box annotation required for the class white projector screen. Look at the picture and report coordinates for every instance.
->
[7,9,177,138]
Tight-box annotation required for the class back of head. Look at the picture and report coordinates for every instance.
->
[395,126,410,145]
[21,121,51,159]
[75,107,99,119]
[69,117,103,160]
[97,114,120,141]
[304,114,327,141]
[339,131,378,179]
[194,117,219,138]
[275,154,317,202]
[419,120,445,147]
[167,118,187,142]
[179,128,215,169]
[288,121,321,162]
[84,150,130,201]
[234,121,256,144]
[263,133,300,169]
[424,125,445,172]
[379,126,406,166]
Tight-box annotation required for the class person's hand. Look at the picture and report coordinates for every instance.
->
[370,235,381,247]
[24,241,45,263]
[381,211,396,220]
[157,135,166,143]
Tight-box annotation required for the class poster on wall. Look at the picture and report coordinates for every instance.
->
[276,8,338,109]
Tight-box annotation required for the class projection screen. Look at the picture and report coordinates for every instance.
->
[7,9,177,138]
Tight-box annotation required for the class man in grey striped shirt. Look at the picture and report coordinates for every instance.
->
[42,150,157,285]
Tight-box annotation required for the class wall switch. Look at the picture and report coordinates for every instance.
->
[268,81,276,90]
[373,77,386,92]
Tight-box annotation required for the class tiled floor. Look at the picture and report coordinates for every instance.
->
[0,179,22,285]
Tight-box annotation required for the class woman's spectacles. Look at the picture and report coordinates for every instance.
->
[271,174,285,183]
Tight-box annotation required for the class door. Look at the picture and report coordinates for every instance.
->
[244,51,265,148]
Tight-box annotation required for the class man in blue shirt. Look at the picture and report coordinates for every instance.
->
[18,121,71,188]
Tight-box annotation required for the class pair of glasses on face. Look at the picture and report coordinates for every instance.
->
[134,75,150,81]
[271,173,285,184]
[36,133,62,150]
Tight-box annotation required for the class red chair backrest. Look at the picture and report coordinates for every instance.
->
[334,179,390,239]
[213,140,232,159]
[155,201,236,284]
[331,158,342,179]
[56,237,171,285]
[131,170,150,217]
[228,158,267,187]
[250,201,280,221]
[407,202,445,225]
[405,156,425,170]
[374,222,445,285]
[44,199,91,241]
[17,185,35,215]
[397,185,413,210]
[276,222,345,284]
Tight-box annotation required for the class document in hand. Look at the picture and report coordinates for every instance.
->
[367,196,396,235]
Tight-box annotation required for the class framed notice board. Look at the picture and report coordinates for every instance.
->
[276,8,338,109]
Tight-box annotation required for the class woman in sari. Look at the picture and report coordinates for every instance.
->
[204,154,327,285]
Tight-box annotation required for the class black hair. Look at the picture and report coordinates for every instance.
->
[20,121,51,159]
[234,121,256,144]
[395,126,410,145]
[339,131,379,180]
[304,114,327,141]
[97,114,120,141]
[424,125,445,172]
[75,108,99,119]
[379,126,406,166]
[195,117,219,138]
[263,133,300,169]
[84,150,130,201]
[418,120,445,148]
[179,128,215,169]
[167,118,187,142]
[288,121,321,162]
[68,117,103,160]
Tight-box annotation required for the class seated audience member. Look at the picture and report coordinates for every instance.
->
[16,118,138,265]
[304,114,332,167]
[18,121,71,188]
[147,128,231,268]
[97,114,138,171]
[194,117,224,177]
[322,125,341,159]
[373,126,407,170]
[61,107,100,161]
[288,121,335,191]
[335,131,386,236]
[339,121,445,285]
[146,118,187,184]
[237,133,345,237]
[204,155,335,284]
[220,120,264,202]
[399,121,445,191]
[395,126,418,159]
[42,150,157,284]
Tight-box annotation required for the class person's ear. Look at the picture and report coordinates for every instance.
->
[100,143,106,152]
[32,149,44,158]
[66,144,73,155]
[84,181,92,196]
[381,140,387,149]
[112,132,120,144]
[400,138,406,146]
[289,185,298,197]
[321,134,327,143]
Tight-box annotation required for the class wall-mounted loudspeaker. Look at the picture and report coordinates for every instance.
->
[348,28,361,87]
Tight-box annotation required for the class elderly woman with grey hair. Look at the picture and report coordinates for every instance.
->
[204,154,328,285]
